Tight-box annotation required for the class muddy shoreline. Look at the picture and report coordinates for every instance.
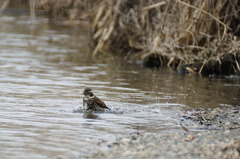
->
[84,106,240,159]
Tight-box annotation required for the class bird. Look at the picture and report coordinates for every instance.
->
[82,88,110,111]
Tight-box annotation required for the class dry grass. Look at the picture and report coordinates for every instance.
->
[89,0,240,75]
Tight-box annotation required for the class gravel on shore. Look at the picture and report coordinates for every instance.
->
[84,106,240,159]
[88,130,240,159]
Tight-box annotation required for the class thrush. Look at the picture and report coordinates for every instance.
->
[83,88,110,111]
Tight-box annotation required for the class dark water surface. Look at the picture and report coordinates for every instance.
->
[0,15,239,159]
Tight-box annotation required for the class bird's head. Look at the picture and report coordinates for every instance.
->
[83,88,93,96]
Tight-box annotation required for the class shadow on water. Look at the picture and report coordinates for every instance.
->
[0,14,239,159]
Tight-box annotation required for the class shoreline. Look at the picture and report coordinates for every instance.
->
[85,106,240,159]
[87,130,240,159]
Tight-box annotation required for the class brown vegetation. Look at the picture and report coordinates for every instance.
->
[88,0,240,76]
[3,0,240,76]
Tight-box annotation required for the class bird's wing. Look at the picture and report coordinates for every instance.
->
[93,96,110,109]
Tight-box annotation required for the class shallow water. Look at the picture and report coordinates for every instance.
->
[0,15,239,159]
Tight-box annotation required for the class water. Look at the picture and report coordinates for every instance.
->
[0,15,239,159]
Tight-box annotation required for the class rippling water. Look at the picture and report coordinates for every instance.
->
[0,15,239,159]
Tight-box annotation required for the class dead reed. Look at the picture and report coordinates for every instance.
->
[90,0,240,75]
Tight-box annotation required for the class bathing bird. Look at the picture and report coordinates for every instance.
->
[83,88,110,111]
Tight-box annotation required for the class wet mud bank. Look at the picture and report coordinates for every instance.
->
[85,106,240,159]
[181,106,240,130]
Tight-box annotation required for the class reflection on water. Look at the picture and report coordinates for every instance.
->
[83,112,98,119]
[0,15,239,159]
